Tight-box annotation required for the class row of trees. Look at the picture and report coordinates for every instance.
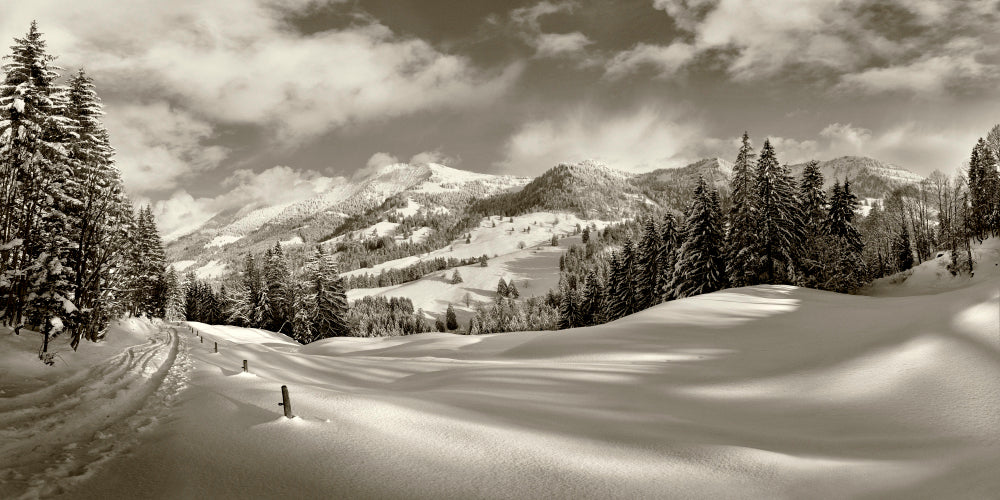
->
[0,23,168,359]
[556,133,869,329]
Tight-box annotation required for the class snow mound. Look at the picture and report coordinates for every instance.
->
[865,237,1000,297]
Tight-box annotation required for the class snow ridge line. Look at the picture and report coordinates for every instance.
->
[0,326,191,499]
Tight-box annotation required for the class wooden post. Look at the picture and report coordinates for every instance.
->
[200,337,203,344]
[243,360,248,373]
[214,341,218,353]
[279,385,293,418]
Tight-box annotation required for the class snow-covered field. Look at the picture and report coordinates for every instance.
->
[2,243,999,498]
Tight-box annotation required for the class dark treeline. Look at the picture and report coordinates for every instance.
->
[0,23,168,362]
[345,255,486,290]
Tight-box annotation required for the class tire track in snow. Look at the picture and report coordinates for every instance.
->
[0,325,192,499]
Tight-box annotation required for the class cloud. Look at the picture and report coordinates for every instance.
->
[534,32,593,57]
[0,0,523,193]
[153,165,340,241]
[409,151,456,166]
[511,1,594,60]
[499,105,706,174]
[604,42,696,79]
[510,1,577,30]
[611,0,1000,94]
[102,102,228,195]
[714,123,979,176]
[837,38,996,95]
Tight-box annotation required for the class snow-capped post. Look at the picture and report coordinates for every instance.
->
[243,360,248,373]
[279,385,293,418]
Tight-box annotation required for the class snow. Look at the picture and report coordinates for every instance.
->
[3,242,1000,498]
[865,237,1000,297]
[347,236,569,321]
[279,235,304,246]
[170,260,197,272]
[205,234,242,248]
[343,211,611,279]
[195,259,228,280]
[394,197,422,217]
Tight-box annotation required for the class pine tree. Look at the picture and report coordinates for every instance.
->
[635,217,661,310]
[305,249,350,338]
[579,270,602,326]
[496,278,509,298]
[822,180,866,292]
[725,131,758,287]
[557,277,577,329]
[797,160,827,287]
[753,139,802,284]
[894,223,914,272]
[450,269,463,284]
[291,282,314,343]
[673,177,727,298]
[262,242,293,332]
[445,303,458,330]
[0,22,76,353]
[507,280,519,298]
[658,213,680,302]
[162,268,186,322]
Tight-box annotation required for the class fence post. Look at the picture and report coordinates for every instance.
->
[243,360,248,373]
[200,336,203,344]
[279,385,293,418]
[214,341,218,353]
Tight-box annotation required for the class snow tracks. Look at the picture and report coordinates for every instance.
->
[0,325,191,499]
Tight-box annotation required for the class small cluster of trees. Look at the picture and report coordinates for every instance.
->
[0,23,167,359]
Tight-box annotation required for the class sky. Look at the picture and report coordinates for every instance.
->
[2,0,999,237]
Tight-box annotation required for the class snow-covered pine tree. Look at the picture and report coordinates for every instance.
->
[617,237,638,316]
[163,268,186,322]
[557,277,577,329]
[657,213,680,302]
[752,139,802,284]
[62,69,132,346]
[450,269,463,284]
[290,282,314,343]
[127,206,166,317]
[796,160,827,287]
[262,242,293,332]
[603,252,625,321]
[822,180,866,292]
[724,131,758,287]
[445,303,458,330]
[307,249,350,338]
[496,278,509,299]
[0,22,77,353]
[635,217,661,310]
[673,176,727,298]
[507,280,519,298]
[579,269,601,326]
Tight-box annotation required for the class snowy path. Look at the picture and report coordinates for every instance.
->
[0,325,191,499]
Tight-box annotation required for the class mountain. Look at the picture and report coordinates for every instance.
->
[166,163,529,274]
[787,156,923,198]
[166,155,923,282]
[468,160,654,219]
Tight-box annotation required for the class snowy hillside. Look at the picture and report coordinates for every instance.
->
[346,212,615,320]
[4,255,998,498]
[166,162,529,268]
[788,156,923,198]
